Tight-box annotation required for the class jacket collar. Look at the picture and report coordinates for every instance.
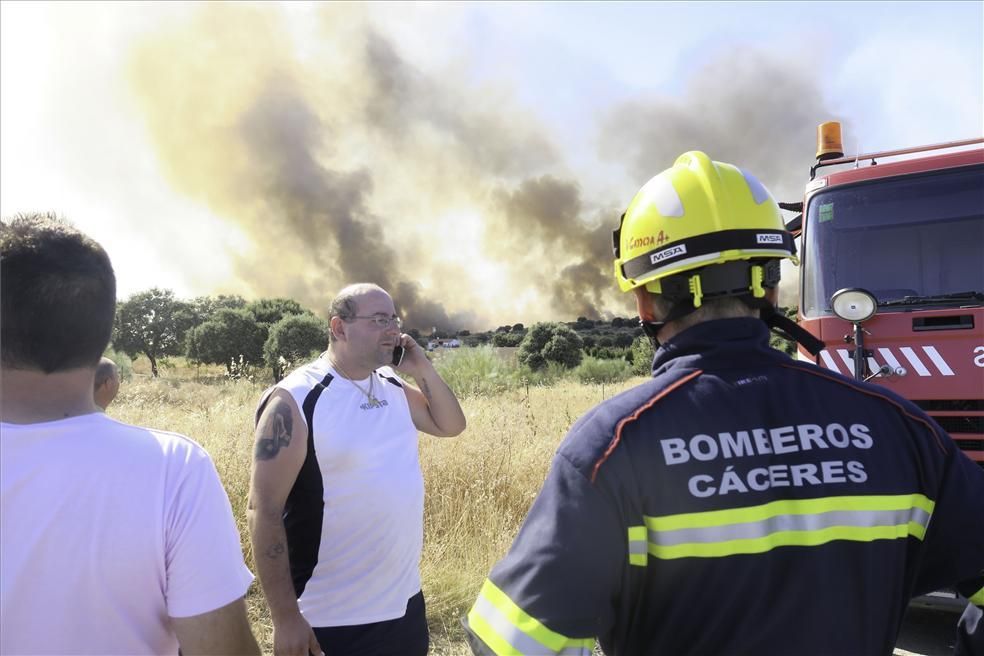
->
[651,317,781,375]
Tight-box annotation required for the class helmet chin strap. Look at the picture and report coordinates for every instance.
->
[639,298,698,350]
[738,295,825,356]
[758,304,826,356]
[639,319,663,350]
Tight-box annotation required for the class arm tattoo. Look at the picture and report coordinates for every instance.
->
[419,378,433,403]
[264,541,286,559]
[254,403,293,461]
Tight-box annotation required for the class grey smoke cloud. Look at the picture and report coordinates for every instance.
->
[362,30,558,178]
[238,77,393,288]
[129,7,836,329]
[489,176,628,319]
[599,49,845,304]
[600,49,845,203]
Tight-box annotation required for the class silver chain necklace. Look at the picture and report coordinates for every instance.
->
[325,353,382,407]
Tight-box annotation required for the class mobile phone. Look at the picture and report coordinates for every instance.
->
[392,345,405,367]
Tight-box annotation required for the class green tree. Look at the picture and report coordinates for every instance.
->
[176,294,251,337]
[630,335,655,376]
[517,323,553,370]
[543,325,584,368]
[188,294,247,321]
[517,322,584,370]
[186,308,266,377]
[247,297,310,325]
[113,288,190,377]
[264,314,329,381]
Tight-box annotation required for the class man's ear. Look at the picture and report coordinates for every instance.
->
[633,287,657,322]
[329,316,347,343]
[765,286,780,306]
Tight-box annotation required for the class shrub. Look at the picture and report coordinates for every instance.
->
[573,316,595,330]
[630,335,655,376]
[515,361,568,387]
[264,314,329,381]
[433,345,518,398]
[465,332,492,347]
[518,322,583,370]
[613,332,634,348]
[491,332,524,347]
[574,356,632,385]
[186,308,266,378]
[589,346,631,361]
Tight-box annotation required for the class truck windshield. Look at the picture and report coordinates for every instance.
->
[801,164,984,318]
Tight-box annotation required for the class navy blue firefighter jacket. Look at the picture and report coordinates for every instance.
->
[464,317,984,656]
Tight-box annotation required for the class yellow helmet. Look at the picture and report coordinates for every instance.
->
[612,151,797,305]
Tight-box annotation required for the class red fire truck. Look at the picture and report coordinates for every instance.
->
[785,123,984,605]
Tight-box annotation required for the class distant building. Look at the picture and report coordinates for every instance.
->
[427,338,462,351]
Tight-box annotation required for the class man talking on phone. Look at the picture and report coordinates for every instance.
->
[248,283,466,656]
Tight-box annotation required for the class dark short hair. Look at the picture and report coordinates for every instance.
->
[1,213,116,372]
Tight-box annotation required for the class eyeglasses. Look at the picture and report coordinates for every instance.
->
[348,315,403,329]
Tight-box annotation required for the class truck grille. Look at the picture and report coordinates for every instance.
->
[912,400,984,468]
[930,416,984,435]
[912,400,984,412]
[953,439,984,451]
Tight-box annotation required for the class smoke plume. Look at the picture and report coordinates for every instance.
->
[127,5,837,329]
[598,49,847,305]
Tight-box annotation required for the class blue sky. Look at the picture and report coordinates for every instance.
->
[2,1,981,326]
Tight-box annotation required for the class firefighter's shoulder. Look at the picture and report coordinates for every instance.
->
[557,367,703,479]
[783,359,949,443]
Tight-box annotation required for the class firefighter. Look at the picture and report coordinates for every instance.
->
[463,152,984,655]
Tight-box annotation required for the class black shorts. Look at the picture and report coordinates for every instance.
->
[313,591,429,656]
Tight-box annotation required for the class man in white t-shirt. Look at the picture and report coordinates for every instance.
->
[0,213,259,655]
[248,283,467,656]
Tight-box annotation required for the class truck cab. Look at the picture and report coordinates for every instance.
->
[792,126,984,474]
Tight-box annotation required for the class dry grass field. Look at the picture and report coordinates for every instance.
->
[110,357,645,654]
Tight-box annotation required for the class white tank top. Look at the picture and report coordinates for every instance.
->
[261,358,423,626]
